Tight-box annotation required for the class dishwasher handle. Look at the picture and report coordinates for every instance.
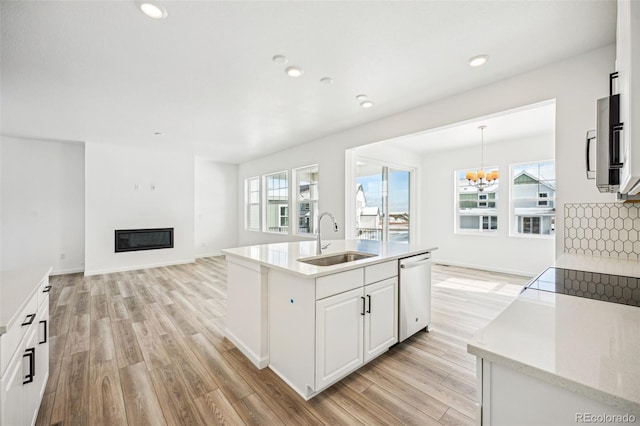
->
[400,254,431,269]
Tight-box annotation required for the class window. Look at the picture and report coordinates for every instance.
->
[279,206,288,227]
[265,171,289,233]
[538,192,548,206]
[482,215,498,230]
[456,168,499,233]
[511,160,555,236]
[294,165,319,234]
[355,161,411,243]
[519,216,541,234]
[245,177,260,231]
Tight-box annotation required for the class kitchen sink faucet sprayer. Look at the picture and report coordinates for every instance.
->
[317,212,339,255]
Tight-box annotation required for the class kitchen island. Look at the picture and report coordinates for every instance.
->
[468,254,640,425]
[221,239,436,400]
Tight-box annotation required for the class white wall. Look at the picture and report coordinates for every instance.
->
[1,136,85,273]
[194,158,238,257]
[238,45,616,261]
[421,134,555,276]
[84,143,195,275]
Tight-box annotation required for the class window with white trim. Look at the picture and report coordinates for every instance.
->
[279,205,288,227]
[245,177,260,231]
[456,168,499,233]
[511,160,555,236]
[265,171,289,233]
[294,165,319,234]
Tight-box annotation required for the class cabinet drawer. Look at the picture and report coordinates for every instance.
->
[0,293,38,375]
[364,260,397,285]
[37,276,51,308]
[316,269,364,300]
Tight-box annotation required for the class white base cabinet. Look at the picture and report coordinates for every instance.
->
[270,261,398,400]
[364,278,398,362]
[315,287,365,390]
[477,359,636,426]
[315,277,398,390]
[0,272,50,426]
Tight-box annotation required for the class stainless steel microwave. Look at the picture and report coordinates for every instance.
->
[586,94,623,193]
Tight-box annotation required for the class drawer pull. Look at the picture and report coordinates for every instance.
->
[367,294,372,313]
[39,320,48,344]
[22,313,36,326]
[361,297,366,316]
[42,285,52,293]
[23,348,35,384]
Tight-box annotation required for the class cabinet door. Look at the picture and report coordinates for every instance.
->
[315,287,364,390]
[0,348,25,426]
[36,301,50,400]
[23,328,39,426]
[364,278,398,362]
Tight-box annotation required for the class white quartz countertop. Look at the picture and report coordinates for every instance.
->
[468,287,640,415]
[221,239,437,278]
[0,265,52,335]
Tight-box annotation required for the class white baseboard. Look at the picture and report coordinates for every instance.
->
[433,260,535,278]
[50,267,85,276]
[224,327,269,369]
[83,258,196,277]
[195,251,223,259]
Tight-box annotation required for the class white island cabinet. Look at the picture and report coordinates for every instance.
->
[222,239,435,400]
[0,266,52,426]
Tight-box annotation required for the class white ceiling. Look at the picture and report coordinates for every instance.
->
[386,100,556,154]
[1,1,615,163]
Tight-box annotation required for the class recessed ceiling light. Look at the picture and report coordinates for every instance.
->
[154,132,164,136]
[286,66,304,78]
[136,1,168,19]
[320,77,333,85]
[468,54,489,67]
[272,55,288,65]
[355,94,368,101]
[360,100,374,108]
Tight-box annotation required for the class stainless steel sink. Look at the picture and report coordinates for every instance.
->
[298,251,376,267]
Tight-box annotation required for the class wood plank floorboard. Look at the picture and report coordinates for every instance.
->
[38,258,525,425]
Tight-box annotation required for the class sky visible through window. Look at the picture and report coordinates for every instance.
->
[357,171,409,213]
[513,160,555,183]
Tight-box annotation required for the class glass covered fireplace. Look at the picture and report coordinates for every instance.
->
[115,228,174,252]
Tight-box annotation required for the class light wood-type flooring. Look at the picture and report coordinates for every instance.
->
[36,257,530,426]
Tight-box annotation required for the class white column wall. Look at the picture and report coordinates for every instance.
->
[194,158,239,257]
[84,143,195,275]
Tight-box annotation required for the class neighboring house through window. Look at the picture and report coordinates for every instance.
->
[512,160,555,236]
[265,171,289,233]
[245,177,260,231]
[456,168,499,233]
[355,161,411,243]
[294,165,319,234]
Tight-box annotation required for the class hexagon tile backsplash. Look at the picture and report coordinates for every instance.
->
[564,203,640,259]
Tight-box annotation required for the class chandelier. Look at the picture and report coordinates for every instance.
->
[466,125,498,192]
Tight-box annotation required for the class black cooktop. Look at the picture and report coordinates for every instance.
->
[524,267,640,307]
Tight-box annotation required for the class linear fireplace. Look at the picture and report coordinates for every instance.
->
[115,228,174,253]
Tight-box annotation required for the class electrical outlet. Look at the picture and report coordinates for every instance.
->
[60,253,66,260]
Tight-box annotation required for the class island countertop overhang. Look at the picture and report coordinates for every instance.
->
[221,239,437,278]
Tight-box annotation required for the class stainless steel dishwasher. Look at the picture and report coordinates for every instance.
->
[398,252,432,342]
